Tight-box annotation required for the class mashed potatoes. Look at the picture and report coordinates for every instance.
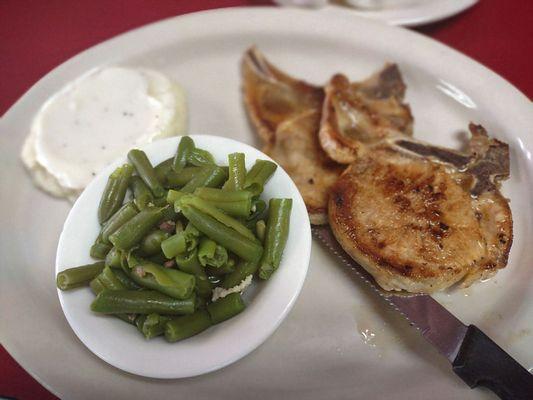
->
[21,67,187,200]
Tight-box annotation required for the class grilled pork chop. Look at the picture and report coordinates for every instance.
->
[329,124,512,292]
[242,47,344,223]
[320,65,413,164]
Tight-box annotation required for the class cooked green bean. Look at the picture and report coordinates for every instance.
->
[90,241,112,260]
[194,188,252,217]
[97,164,134,224]
[198,238,228,268]
[258,198,292,280]
[187,147,214,167]
[109,207,165,250]
[148,253,167,265]
[256,220,266,243]
[130,175,154,210]
[164,310,212,342]
[128,149,165,197]
[180,195,257,241]
[56,261,105,290]
[167,189,185,206]
[223,152,246,191]
[113,268,143,290]
[166,167,203,188]
[105,247,122,268]
[141,230,170,256]
[136,314,170,339]
[154,157,173,186]
[182,205,263,262]
[180,166,227,193]
[127,260,195,300]
[221,260,258,289]
[244,160,277,191]
[161,233,187,258]
[100,201,139,243]
[207,293,246,324]
[207,258,236,276]
[91,290,196,315]
[173,136,195,172]
[174,248,213,299]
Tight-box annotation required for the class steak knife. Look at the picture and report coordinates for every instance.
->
[312,225,533,400]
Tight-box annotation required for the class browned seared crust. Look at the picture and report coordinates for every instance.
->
[328,125,512,293]
[242,47,324,143]
[263,110,345,225]
[319,65,414,164]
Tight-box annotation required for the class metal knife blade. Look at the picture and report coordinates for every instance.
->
[312,224,467,362]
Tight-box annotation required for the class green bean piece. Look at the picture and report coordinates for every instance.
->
[128,149,165,197]
[182,205,263,262]
[182,222,200,251]
[141,230,170,256]
[172,136,195,173]
[90,266,125,292]
[167,189,185,206]
[148,253,167,265]
[207,258,236,276]
[154,157,174,186]
[221,260,258,289]
[160,203,177,222]
[258,198,292,280]
[91,290,196,315]
[198,238,228,268]
[90,241,112,260]
[128,260,196,300]
[109,207,165,250]
[164,310,212,342]
[113,269,143,290]
[174,249,213,298]
[187,147,215,167]
[161,233,187,259]
[246,199,267,226]
[166,167,203,188]
[244,159,277,192]
[194,187,253,217]
[207,293,246,324]
[256,220,266,243]
[135,314,171,339]
[56,261,105,290]
[100,201,139,243]
[180,166,227,193]
[222,153,246,191]
[180,195,257,241]
[105,247,122,268]
[97,164,134,224]
[130,175,154,210]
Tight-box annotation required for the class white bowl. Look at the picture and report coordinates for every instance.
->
[56,135,311,378]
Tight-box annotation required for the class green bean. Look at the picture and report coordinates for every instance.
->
[198,238,228,268]
[164,310,212,342]
[223,153,246,191]
[182,222,200,251]
[256,220,266,243]
[100,201,139,243]
[174,249,213,299]
[97,164,134,224]
[244,160,277,196]
[180,195,257,241]
[141,230,170,256]
[154,157,173,186]
[182,205,263,262]
[166,167,203,188]
[105,247,122,268]
[148,253,167,265]
[128,260,195,300]
[180,166,227,193]
[245,199,267,229]
[167,189,185,206]
[207,257,236,276]
[160,203,177,222]
[91,290,196,315]
[258,198,292,280]
[161,233,187,258]
[56,261,105,290]
[194,188,252,217]
[130,175,154,210]
[128,149,165,197]
[221,260,258,289]
[172,136,195,172]
[207,293,246,324]
[109,207,165,250]
[90,241,112,260]
[187,147,215,167]
[135,314,170,339]
[113,269,143,290]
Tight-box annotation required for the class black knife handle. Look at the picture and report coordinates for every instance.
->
[452,325,533,400]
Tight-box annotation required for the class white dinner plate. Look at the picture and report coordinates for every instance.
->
[1,7,531,400]
[276,0,479,26]
[56,135,311,378]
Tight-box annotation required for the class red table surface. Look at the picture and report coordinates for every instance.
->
[0,1,531,399]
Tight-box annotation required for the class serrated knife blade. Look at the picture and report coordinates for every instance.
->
[312,225,533,400]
